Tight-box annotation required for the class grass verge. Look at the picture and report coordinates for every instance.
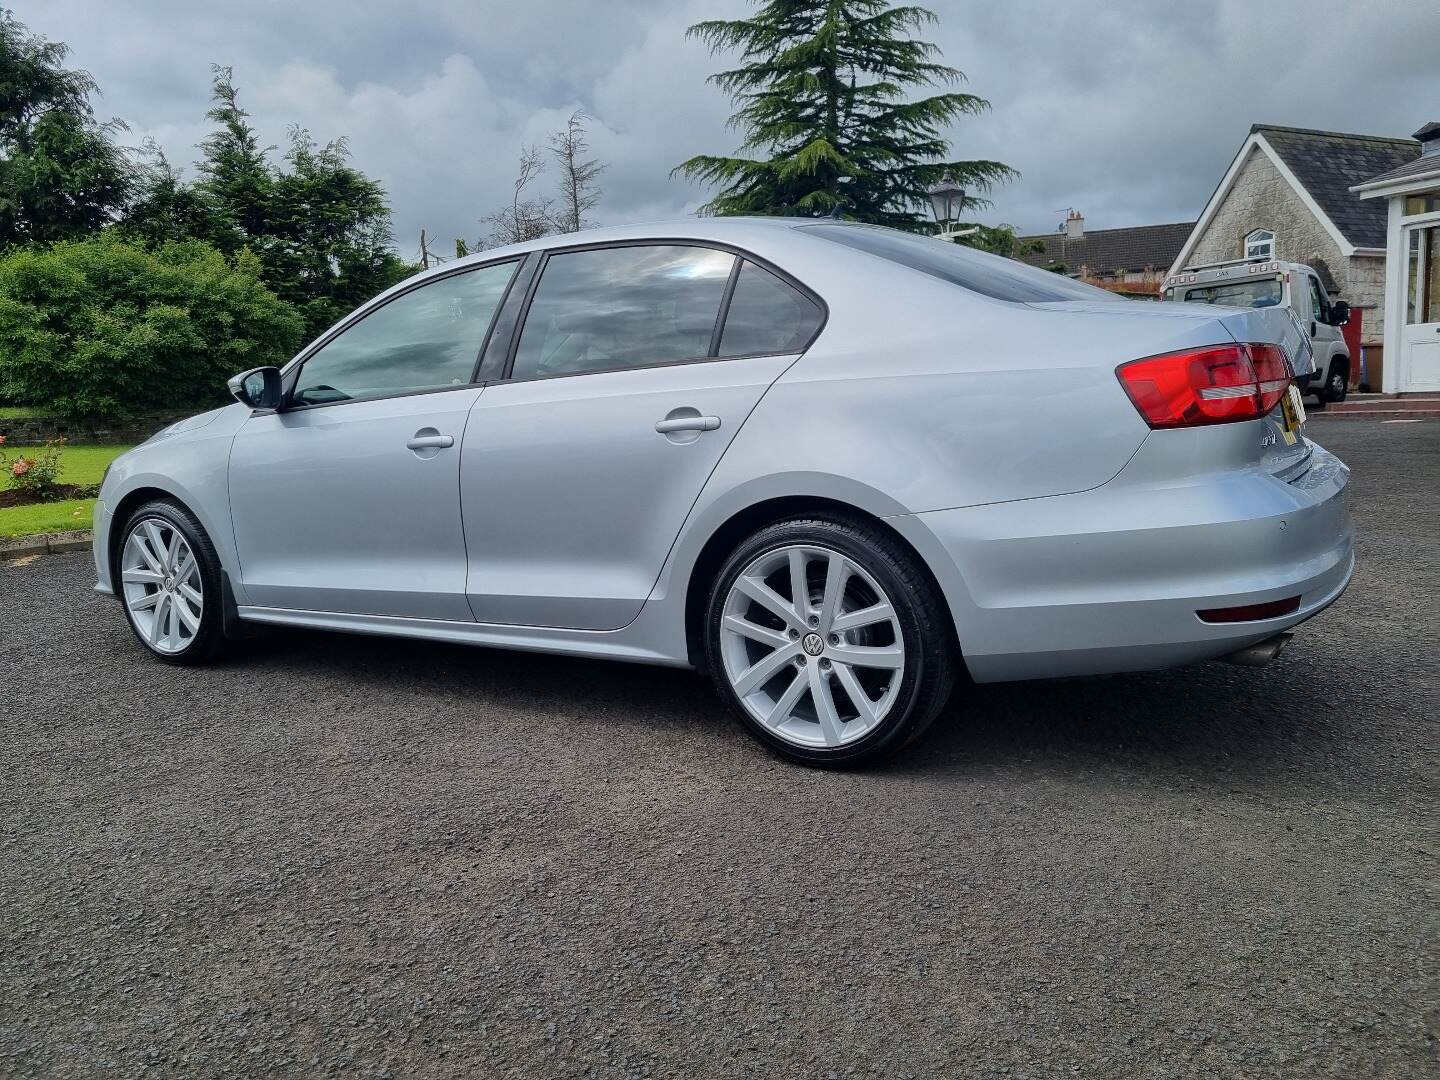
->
[0,444,133,537]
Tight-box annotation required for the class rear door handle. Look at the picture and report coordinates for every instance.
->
[406,433,454,450]
[655,416,721,434]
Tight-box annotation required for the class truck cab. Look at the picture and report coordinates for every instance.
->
[1162,258,1352,403]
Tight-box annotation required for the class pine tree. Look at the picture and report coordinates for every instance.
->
[119,139,227,247]
[674,0,1013,229]
[188,68,409,337]
[265,127,408,335]
[194,65,273,251]
[0,10,131,246]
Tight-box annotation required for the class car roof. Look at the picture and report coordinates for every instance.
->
[423,216,828,277]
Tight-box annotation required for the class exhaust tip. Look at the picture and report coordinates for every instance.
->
[1222,631,1294,667]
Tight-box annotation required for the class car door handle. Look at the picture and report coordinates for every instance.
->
[655,416,720,434]
[406,434,454,450]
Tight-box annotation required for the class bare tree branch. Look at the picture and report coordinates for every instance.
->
[479,144,557,248]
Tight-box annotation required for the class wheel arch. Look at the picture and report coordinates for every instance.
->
[681,494,960,668]
[107,486,184,580]
[1330,345,1351,378]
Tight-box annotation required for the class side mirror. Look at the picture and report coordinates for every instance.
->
[227,366,283,410]
[1329,300,1350,327]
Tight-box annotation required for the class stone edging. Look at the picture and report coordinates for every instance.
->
[1,529,93,560]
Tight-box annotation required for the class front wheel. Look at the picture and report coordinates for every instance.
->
[117,499,228,665]
[1321,361,1349,404]
[703,516,956,768]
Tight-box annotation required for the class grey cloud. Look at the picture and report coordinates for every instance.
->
[28,0,1438,255]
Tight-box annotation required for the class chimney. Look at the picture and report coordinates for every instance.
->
[1065,209,1085,239]
[1416,122,1440,158]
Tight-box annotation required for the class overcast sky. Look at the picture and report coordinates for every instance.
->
[26,0,1438,256]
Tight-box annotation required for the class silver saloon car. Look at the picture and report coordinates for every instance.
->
[93,218,1354,766]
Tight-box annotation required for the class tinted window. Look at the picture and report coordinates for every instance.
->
[803,223,1113,303]
[511,245,735,380]
[718,260,823,356]
[293,262,516,405]
[1183,278,1282,308]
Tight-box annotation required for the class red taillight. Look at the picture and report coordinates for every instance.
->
[1117,344,1293,429]
[1249,344,1291,414]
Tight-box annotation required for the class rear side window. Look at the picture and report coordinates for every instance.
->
[511,245,735,380]
[1183,278,1282,308]
[718,260,824,357]
[802,223,1113,303]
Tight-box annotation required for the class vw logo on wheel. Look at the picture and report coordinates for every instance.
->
[802,632,825,656]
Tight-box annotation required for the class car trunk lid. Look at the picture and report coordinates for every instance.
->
[1030,300,1315,480]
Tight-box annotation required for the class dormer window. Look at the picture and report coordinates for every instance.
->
[1245,229,1275,260]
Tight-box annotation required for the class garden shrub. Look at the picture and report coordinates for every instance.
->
[0,435,64,499]
[0,235,304,417]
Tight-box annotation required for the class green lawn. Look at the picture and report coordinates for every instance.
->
[0,405,50,419]
[0,443,134,538]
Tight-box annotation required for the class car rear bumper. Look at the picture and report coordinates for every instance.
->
[908,436,1353,682]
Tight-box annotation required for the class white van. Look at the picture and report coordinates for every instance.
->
[1162,259,1351,403]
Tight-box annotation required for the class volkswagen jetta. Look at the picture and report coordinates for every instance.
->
[93,218,1354,766]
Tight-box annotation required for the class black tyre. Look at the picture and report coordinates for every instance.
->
[1320,360,1349,404]
[703,515,956,767]
[115,499,228,665]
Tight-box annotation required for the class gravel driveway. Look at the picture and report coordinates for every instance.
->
[2,421,1436,1079]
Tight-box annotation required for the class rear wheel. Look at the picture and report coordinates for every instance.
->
[117,499,227,665]
[703,516,955,767]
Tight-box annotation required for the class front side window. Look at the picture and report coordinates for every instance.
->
[718,260,824,357]
[1308,276,1329,322]
[1184,277,1282,308]
[1245,228,1275,260]
[511,245,735,380]
[292,261,517,406]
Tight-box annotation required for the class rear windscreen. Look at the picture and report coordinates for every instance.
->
[802,223,1116,303]
[1183,278,1282,308]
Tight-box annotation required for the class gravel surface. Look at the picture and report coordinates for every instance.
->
[2,422,1436,1079]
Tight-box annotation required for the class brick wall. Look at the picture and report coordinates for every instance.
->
[0,414,186,446]
[1344,255,1386,346]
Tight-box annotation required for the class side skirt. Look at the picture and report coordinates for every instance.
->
[234,605,693,668]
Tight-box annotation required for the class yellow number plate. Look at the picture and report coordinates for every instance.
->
[1279,384,1307,443]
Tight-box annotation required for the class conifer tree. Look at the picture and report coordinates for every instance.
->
[675,0,1013,228]
[0,10,131,246]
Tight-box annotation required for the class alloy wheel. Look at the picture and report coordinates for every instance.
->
[120,518,203,654]
[719,544,905,749]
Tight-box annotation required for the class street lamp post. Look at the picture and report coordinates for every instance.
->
[927,172,977,241]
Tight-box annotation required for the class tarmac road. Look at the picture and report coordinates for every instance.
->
[2,421,1436,1078]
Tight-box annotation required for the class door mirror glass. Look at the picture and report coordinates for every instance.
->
[1329,300,1350,327]
[227,366,283,410]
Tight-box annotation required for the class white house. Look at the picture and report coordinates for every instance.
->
[1351,123,1440,395]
